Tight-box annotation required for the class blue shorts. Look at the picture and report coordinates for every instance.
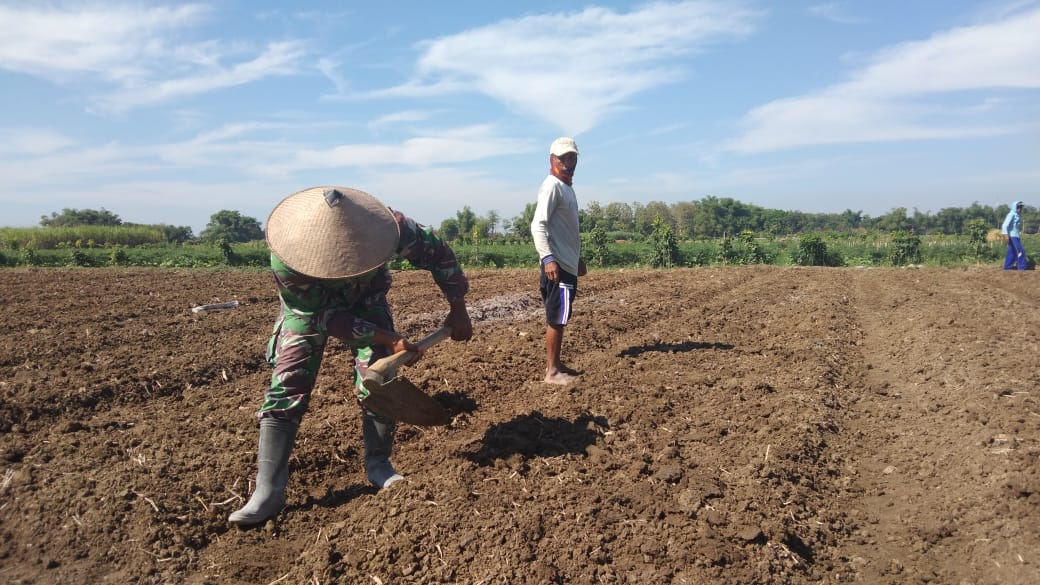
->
[540,265,577,326]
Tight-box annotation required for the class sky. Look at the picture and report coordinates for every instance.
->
[1,0,1038,235]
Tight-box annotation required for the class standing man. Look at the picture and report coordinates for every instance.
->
[229,186,473,527]
[531,137,587,385]
[1001,200,1028,270]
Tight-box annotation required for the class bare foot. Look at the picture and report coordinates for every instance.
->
[544,370,577,385]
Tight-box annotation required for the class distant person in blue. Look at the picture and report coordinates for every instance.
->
[1001,200,1028,270]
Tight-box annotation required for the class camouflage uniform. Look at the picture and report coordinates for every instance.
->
[258,210,468,421]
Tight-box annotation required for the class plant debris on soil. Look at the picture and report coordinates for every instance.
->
[0,266,1037,584]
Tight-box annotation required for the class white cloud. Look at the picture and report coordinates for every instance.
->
[808,3,864,25]
[845,10,1040,96]
[0,3,308,112]
[0,120,532,202]
[367,110,435,133]
[0,128,76,156]
[728,7,1040,153]
[97,41,309,111]
[971,0,1040,21]
[363,1,757,135]
[280,125,532,173]
[0,3,208,82]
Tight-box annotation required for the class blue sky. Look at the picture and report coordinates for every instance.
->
[1,0,1038,234]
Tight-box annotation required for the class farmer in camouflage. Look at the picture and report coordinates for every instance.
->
[229,186,472,527]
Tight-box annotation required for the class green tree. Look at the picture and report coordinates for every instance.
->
[603,202,634,233]
[964,218,989,261]
[739,230,767,264]
[691,196,725,238]
[485,210,500,236]
[455,206,477,242]
[761,209,788,236]
[438,218,460,241]
[199,210,263,243]
[875,208,910,232]
[934,207,965,235]
[635,201,673,236]
[582,224,611,267]
[840,209,864,230]
[40,207,122,227]
[647,215,680,268]
[583,200,605,232]
[218,238,237,265]
[890,230,922,266]
[794,234,830,266]
[507,203,536,243]
[672,201,697,238]
[156,224,194,243]
[472,218,492,241]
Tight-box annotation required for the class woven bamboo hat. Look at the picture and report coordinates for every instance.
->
[265,186,400,279]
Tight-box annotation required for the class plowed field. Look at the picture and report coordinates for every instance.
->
[1,266,1037,584]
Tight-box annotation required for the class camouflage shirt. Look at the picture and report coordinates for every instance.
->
[270,209,468,343]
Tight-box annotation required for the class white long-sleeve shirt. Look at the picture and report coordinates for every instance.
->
[530,174,581,275]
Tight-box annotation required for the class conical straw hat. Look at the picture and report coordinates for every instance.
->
[265,186,400,279]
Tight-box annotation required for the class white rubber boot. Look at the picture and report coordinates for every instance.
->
[362,410,404,488]
[228,417,298,526]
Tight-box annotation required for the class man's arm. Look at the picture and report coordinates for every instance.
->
[531,182,557,258]
[445,299,473,341]
[392,209,473,341]
[531,182,559,278]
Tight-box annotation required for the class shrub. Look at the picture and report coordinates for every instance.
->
[964,219,989,262]
[20,247,40,266]
[583,225,611,267]
[689,247,715,266]
[715,236,734,264]
[794,234,831,266]
[647,216,680,268]
[109,247,129,266]
[738,230,771,265]
[891,231,922,266]
[68,249,91,267]
[218,238,237,266]
[457,250,505,268]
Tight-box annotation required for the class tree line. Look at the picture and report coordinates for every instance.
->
[38,207,261,244]
[444,197,1030,243]
[32,197,1031,246]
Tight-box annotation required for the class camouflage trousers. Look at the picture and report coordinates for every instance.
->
[257,303,394,422]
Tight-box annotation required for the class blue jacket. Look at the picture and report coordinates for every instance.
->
[1002,200,1023,238]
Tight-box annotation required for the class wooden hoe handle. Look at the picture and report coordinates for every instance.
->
[367,326,452,381]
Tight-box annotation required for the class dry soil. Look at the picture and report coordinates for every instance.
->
[0,266,1037,584]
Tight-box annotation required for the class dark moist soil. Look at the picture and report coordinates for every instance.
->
[1,266,1037,584]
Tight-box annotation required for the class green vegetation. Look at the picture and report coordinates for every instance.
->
[35,207,193,243]
[0,227,1021,269]
[199,210,264,243]
[0,199,1030,269]
[0,240,271,269]
[571,197,1035,239]
[647,216,680,268]
[0,225,168,249]
[40,207,123,227]
[448,232,1015,269]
